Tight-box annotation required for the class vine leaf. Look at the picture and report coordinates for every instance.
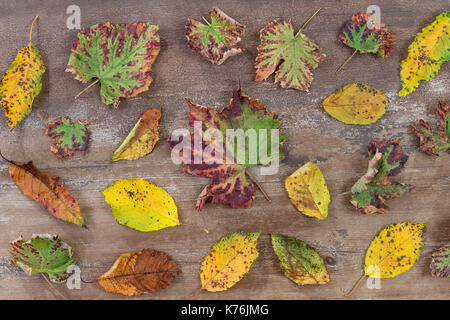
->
[46,117,89,159]
[112,108,161,162]
[399,12,449,97]
[98,248,180,296]
[412,101,450,155]
[285,161,330,220]
[168,84,288,210]
[430,245,450,277]
[271,234,330,285]
[0,16,45,130]
[185,7,245,65]
[66,22,160,106]
[346,222,426,296]
[347,138,411,214]
[322,83,388,125]
[1,154,85,227]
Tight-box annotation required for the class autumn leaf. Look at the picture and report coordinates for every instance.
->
[98,248,180,296]
[254,13,325,91]
[1,153,85,227]
[412,101,450,155]
[66,22,160,106]
[0,16,45,129]
[111,108,161,162]
[10,234,75,283]
[347,138,411,214]
[430,245,450,277]
[271,234,330,285]
[346,222,426,296]
[193,231,260,296]
[322,83,388,125]
[399,12,449,97]
[285,162,330,220]
[168,84,288,210]
[45,117,89,159]
[186,7,245,65]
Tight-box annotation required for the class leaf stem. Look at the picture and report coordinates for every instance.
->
[29,15,39,46]
[344,273,367,297]
[201,17,211,26]
[296,8,322,36]
[339,191,351,196]
[41,274,69,300]
[75,79,100,99]
[336,49,358,74]
[245,168,271,202]
[182,223,209,234]
[188,287,202,300]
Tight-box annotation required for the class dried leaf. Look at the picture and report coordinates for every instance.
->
[322,83,388,125]
[10,234,75,282]
[255,18,325,91]
[185,7,245,65]
[430,245,450,277]
[101,178,179,231]
[399,12,449,97]
[199,231,260,292]
[0,16,45,129]
[348,138,411,214]
[45,117,89,159]
[98,248,180,296]
[66,22,160,106]
[112,108,161,162]
[285,161,330,220]
[2,155,85,227]
[412,101,450,155]
[271,234,330,285]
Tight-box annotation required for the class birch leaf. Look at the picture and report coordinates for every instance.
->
[112,108,161,162]
[285,161,330,220]
[98,248,180,296]
[271,234,330,285]
[46,117,89,159]
[399,12,450,97]
[430,245,450,277]
[322,83,388,125]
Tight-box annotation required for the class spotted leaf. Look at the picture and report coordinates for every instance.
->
[46,117,89,159]
[430,245,450,277]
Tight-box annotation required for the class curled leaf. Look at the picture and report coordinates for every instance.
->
[46,117,89,158]
[271,234,330,285]
[112,108,161,162]
[285,161,330,220]
[322,83,388,125]
[430,245,450,277]
[98,248,180,296]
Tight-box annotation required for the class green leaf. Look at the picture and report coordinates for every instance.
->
[431,245,450,277]
[46,117,89,158]
[10,234,75,282]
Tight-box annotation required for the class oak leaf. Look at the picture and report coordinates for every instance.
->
[430,245,450,277]
[98,248,180,296]
[46,117,89,159]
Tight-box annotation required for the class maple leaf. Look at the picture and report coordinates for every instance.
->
[399,11,449,97]
[348,138,411,214]
[168,85,288,210]
[185,7,245,65]
[346,222,426,296]
[0,16,45,130]
[66,22,160,106]
[10,234,75,283]
[322,83,389,125]
[412,101,450,155]
[285,161,330,220]
[271,234,330,285]
[1,153,85,227]
[98,248,180,296]
[111,108,161,162]
[254,17,325,91]
[430,245,450,277]
[45,117,89,159]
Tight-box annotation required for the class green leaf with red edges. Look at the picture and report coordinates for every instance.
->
[348,138,411,214]
[255,18,325,91]
[66,22,160,106]
[185,7,245,65]
[412,101,450,155]
[10,234,75,282]
[46,117,89,159]
[168,85,288,210]
[430,245,450,277]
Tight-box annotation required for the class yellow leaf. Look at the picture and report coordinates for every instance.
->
[285,161,330,220]
[322,83,388,125]
[199,231,260,293]
[101,178,179,231]
[0,16,45,129]
[111,108,161,162]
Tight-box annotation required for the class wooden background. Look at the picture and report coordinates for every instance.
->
[0,0,448,300]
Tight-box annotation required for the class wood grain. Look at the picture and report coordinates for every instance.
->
[0,0,448,300]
